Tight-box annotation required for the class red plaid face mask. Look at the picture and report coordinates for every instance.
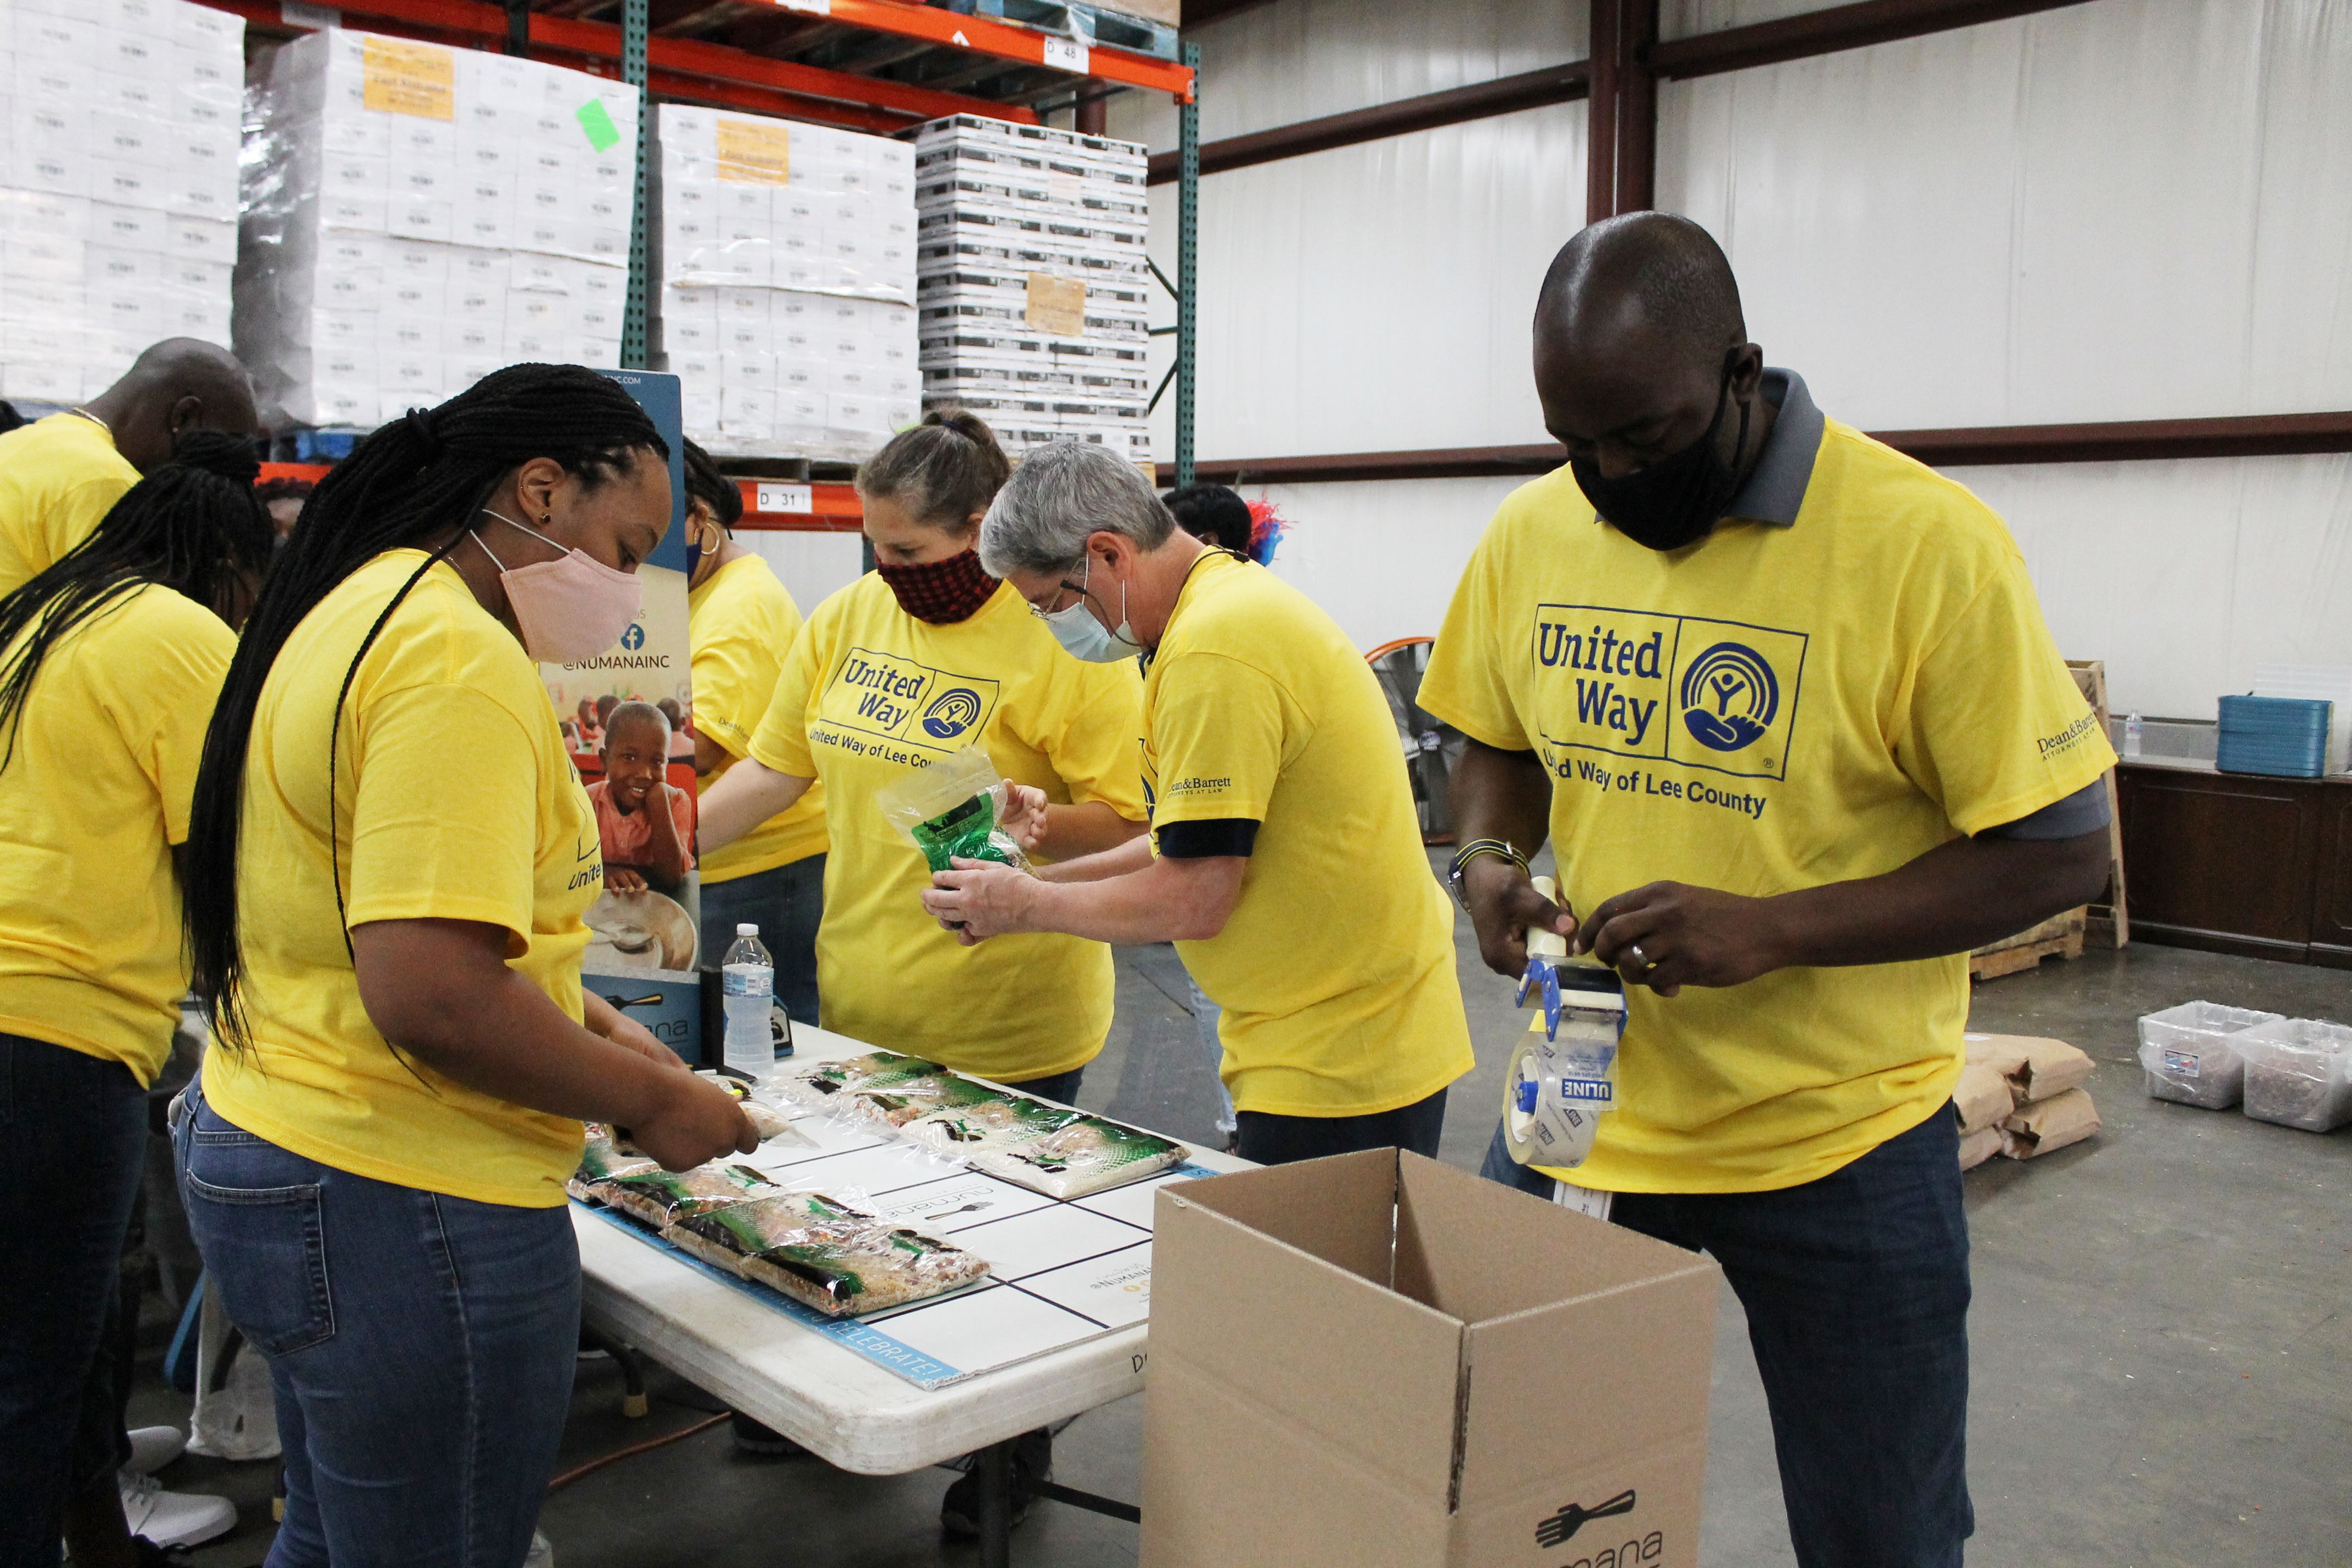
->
[875,547,1000,625]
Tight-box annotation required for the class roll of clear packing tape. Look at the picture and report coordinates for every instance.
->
[1501,971,1625,1168]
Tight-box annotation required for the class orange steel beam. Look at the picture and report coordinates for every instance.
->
[193,0,1041,123]
[734,479,865,530]
[731,0,1195,101]
[266,462,864,529]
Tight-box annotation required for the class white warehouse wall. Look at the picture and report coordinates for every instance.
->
[1108,0,2352,720]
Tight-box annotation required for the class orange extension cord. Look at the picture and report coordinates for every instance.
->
[545,1412,730,1493]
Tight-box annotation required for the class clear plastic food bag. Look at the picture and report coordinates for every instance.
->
[876,747,1031,875]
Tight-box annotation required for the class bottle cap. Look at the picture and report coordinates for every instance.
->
[737,923,757,935]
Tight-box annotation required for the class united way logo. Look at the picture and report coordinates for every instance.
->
[921,687,984,739]
[619,622,646,651]
[1679,643,1778,752]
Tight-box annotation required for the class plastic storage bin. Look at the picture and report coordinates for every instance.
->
[2234,1018,2352,1132]
[2136,1001,2283,1109]
[2215,695,2332,777]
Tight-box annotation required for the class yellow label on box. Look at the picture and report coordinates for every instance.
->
[1025,273,1086,336]
[716,117,793,186]
[361,37,456,121]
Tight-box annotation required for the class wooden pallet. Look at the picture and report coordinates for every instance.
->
[1970,908,2088,980]
[2066,659,2130,946]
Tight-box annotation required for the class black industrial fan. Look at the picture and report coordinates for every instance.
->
[1366,637,1464,844]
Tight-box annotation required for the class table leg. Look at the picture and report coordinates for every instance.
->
[977,1438,1014,1568]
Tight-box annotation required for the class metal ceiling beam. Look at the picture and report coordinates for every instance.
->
[1145,58,1591,186]
[1190,412,2352,486]
[1649,0,2099,80]
[1148,0,2103,190]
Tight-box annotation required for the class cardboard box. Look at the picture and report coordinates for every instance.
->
[1098,0,1179,26]
[1142,1150,1719,1568]
[1963,1032,2092,1104]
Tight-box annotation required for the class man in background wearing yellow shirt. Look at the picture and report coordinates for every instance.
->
[1423,214,2116,1568]
[0,339,258,596]
[925,441,1475,1166]
[679,441,827,1020]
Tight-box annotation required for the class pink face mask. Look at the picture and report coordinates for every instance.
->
[473,507,644,665]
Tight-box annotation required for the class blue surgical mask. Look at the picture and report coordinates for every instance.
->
[1041,556,1142,663]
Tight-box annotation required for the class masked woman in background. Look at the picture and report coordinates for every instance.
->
[175,366,755,1567]
[694,411,1148,1531]
[679,439,828,1020]
[698,410,1148,1101]
[0,435,273,1567]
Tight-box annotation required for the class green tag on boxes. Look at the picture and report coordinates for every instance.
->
[576,99,621,153]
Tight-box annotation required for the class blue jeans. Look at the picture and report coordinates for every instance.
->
[174,1082,581,1568]
[1235,1086,1449,1166]
[0,1033,146,1568]
[1001,1066,1086,1106]
[1479,1108,1973,1568]
[698,852,824,1026]
[1181,972,1237,1135]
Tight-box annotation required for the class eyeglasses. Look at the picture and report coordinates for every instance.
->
[1025,557,1093,619]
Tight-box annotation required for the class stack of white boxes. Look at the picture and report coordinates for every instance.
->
[652,105,919,460]
[237,30,640,429]
[0,0,243,406]
[913,115,1151,465]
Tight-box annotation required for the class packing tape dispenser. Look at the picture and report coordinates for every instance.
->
[1502,920,1625,1168]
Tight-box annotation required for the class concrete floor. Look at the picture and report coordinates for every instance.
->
[141,901,2352,1568]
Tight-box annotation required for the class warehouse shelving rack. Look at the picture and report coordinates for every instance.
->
[217,0,1199,530]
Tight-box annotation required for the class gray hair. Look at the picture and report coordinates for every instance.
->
[979,440,1174,577]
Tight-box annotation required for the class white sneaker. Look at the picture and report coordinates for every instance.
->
[524,1529,556,1567]
[125,1425,188,1477]
[118,1472,236,1549]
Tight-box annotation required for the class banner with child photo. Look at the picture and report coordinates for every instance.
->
[539,369,706,1059]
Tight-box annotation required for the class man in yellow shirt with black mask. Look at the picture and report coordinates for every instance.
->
[922,440,1474,1166]
[1422,213,2116,1568]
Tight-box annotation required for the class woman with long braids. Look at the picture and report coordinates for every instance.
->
[0,434,273,1567]
[173,366,755,1566]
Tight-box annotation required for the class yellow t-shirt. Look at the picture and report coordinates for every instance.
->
[1143,552,1474,1118]
[202,551,601,1208]
[1419,419,2117,1193]
[0,413,141,596]
[688,553,826,882]
[748,574,1145,1082]
[0,586,232,1085]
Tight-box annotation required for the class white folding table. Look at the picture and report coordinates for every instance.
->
[573,1023,1245,1566]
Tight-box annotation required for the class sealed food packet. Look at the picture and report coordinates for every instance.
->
[740,1226,993,1318]
[845,1071,1010,1129]
[875,747,1032,875]
[970,1113,1189,1199]
[776,1050,949,1108]
[902,1092,1087,1155]
[662,1190,875,1272]
[707,1073,818,1147]
[596,1163,783,1227]
[569,1131,660,1201]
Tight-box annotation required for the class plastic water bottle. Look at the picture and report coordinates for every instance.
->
[721,924,774,1075]
[2124,712,2143,758]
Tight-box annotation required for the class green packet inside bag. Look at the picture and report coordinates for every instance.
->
[875,746,1032,875]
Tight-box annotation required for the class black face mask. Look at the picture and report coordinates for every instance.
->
[1570,366,1752,553]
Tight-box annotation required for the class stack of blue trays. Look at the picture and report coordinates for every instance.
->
[2216,695,2333,777]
